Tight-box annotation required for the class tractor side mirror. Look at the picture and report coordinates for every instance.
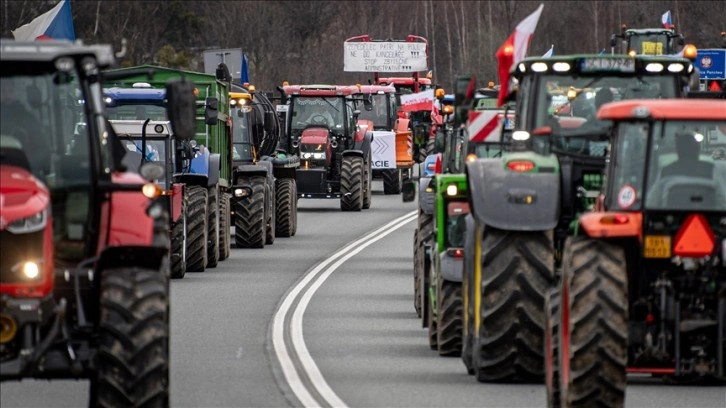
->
[205,97,219,125]
[165,79,196,141]
[353,109,361,119]
[139,161,165,182]
[364,96,373,111]
[401,180,416,202]
[609,36,617,47]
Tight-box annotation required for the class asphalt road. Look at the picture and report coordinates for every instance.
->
[2,180,724,407]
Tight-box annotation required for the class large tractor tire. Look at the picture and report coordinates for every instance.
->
[94,267,169,407]
[206,185,220,268]
[545,287,561,408]
[382,169,402,194]
[185,185,208,272]
[362,157,372,209]
[170,196,186,279]
[275,178,296,237]
[218,192,231,261]
[474,228,554,382]
[290,181,298,237]
[462,218,477,374]
[558,237,628,408]
[265,183,275,245]
[437,279,464,357]
[427,282,438,351]
[340,155,363,211]
[413,229,421,317]
[426,134,436,155]
[234,176,266,248]
[416,211,434,325]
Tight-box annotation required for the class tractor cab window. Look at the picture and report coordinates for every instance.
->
[628,33,670,55]
[357,94,389,129]
[290,97,344,134]
[645,120,726,211]
[474,97,499,111]
[106,103,167,121]
[608,122,648,210]
[446,201,469,248]
[231,107,252,161]
[1,67,92,263]
[534,75,677,157]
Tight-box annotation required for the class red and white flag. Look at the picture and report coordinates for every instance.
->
[12,0,75,41]
[400,89,434,112]
[467,111,502,142]
[495,3,544,106]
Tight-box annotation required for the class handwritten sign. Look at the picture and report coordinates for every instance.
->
[344,41,428,72]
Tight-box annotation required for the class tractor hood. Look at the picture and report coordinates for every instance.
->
[0,165,50,230]
[300,127,330,145]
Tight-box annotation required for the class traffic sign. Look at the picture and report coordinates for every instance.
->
[695,49,726,80]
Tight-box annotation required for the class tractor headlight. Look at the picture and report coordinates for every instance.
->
[446,184,458,196]
[22,262,39,279]
[7,209,47,234]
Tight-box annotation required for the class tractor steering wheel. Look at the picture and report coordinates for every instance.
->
[310,114,329,126]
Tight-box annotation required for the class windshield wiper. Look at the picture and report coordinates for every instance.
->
[322,98,339,112]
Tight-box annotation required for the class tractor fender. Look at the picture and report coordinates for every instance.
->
[174,173,208,188]
[107,172,156,248]
[189,146,210,176]
[351,131,374,157]
[207,153,221,187]
[234,163,269,181]
[342,149,364,159]
[418,176,435,215]
[439,252,463,283]
[465,158,560,231]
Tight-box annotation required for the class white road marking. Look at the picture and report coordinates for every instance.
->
[272,211,417,407]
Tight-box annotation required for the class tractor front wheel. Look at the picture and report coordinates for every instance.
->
[558,237,628,408]
[362,157,372,209]
[206,185,220,268]
[436,279,463,357]
[545,287,561,408]
[234,176,266,248]
[340,155,363,211]
[94,267,169,407]
[185,185,208,272]
[170,194,186,279]
[218,192,231,261]
[275,178,296,237]
[265,182,275,245]
[382,168,402,195]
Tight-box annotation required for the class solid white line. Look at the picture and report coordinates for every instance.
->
[272,211,416,407]
[292,213,417,407]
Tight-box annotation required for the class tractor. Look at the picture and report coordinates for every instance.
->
[281,85,373,211]
[463,54,695,383]
[546,99,726,407]
[105,86,226,277]
[0,39,195,406]
[229,84,299,248]
[353,84,415,195]
[610,24,686,56]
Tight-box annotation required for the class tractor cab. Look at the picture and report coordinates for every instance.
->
[354,84,398,131]
[229,91,255,162]
[610,26,686,56]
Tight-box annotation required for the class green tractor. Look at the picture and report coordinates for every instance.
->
[463,54,695,382]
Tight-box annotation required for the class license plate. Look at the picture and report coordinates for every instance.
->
[644,235,671,258]
[580,57,635,73]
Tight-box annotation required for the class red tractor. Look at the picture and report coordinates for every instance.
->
[281,85,374,211]
[546,99,726,407]
[0,39,194,406]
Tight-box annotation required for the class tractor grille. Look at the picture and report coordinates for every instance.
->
[0,229,44,285]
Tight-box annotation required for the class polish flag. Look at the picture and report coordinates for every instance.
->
[400,89,434,112]
[495,3,545,106]
[12,0,75,42]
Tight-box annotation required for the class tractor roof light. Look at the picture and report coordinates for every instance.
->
[552,62,571,72]
[132,82,152,88]
[683,44,698,60]
[667,63,685,73]
[435,88,445,99]
[282,81,290,86]
[645,63,664,73]
[443,105,454,114]
[517,63,527,73]
[446,184,458,196]
[248,85,256,93]
[512,130,531,141]
[488,81,495,88]
[531,62,548,72]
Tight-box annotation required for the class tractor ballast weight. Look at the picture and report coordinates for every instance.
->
[0,39,197,405]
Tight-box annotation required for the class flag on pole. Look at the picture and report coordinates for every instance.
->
[495,3,545,106]
[240,52,250,84]
[661,10,674,29]
[542,45,554,58]
[599,49,606,55]
[12,0,75,41]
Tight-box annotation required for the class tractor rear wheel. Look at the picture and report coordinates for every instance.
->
[462,218,477,374]
[545,287,561,408]
[437,279,463,357]
[474,228,554,382]
[275,178,296,237]
[234,176,266,248]
[413,229,421,317]
[218,192,231,261]
[558,237,627,408]
[416,211,434,324]
[170,208,186,279]
[185,185,208,272]
[94,267,169,407]
[206,185,220,268]
[362,157,372,209]
[426,135,435,155]
[427,283,438,350]
[382,169,402,194]
[265,183,275,245]
[340,155,363,211]
[290,181,298,236]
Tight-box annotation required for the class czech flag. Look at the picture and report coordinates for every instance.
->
[12,0,75,41]
[495,3,545,106]
[661,10,674,29]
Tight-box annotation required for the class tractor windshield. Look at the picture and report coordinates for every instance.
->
[231,107,252,161]
[534,74,678,156]
[357,94,390,129]
[106,103,167,121]
[290,97,344,134]
[474,96,499,110]
[628,33,670,55]
[609,120,726,211]
[446,201,469,248]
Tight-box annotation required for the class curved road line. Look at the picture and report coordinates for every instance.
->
[272,211,417,407]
